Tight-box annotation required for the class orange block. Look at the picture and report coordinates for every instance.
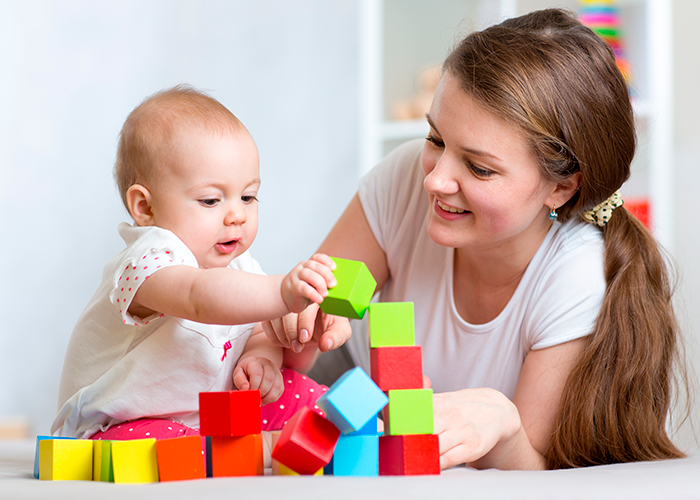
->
[155,436,206,482]
[210,434,263,477]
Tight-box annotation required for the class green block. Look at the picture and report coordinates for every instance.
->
[383,389,434,435]
[93,440,114,482]
[320,257,377,320]
[368,302,415,347]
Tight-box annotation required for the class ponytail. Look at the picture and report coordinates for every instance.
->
[546,209,686,467]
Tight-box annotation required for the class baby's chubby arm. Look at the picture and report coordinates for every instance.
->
[233,324,284,404]
[129,254,337,326]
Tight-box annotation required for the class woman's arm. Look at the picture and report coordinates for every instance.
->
[261,193,391,356]
[317,193,390,290]
[434,337,585,470]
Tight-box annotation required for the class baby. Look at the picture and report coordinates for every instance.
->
[51,85,342,444]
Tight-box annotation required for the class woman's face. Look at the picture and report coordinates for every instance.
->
[422,72,557,252]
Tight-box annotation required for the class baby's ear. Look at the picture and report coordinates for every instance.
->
[126,184,154,226]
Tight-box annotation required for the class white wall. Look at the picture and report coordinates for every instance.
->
[0,0,360,435]
[1,0,698,450]
[674,0,700,449]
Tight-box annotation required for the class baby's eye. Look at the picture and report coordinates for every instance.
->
[241,195,259,204]
[199,198,220,207]
[425,134,445,148]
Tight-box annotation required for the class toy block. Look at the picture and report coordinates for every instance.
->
[317,367,388,435]
[39,438,93,481]
[329,434,379,476]
[271,406,340,475]
[270,431,282,475]
[199,390,261,436]
[210,434,263,477]
[383,389,434,435]
[323,456,334,475]
[379,434,440,475]
[111,438,159,483]
[93,440,114,482]
[279,463,323,475]
[34,436,74,479]
[320,257,377,319]
[368,302,415,347]
[348,414,378,436]
[156,435,206,482]
[370,345,424,390]
[205,436,212,477]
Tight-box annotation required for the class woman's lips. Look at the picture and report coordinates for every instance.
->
[434,198,470,220]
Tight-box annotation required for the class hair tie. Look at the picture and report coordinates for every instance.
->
[581,190,624,227]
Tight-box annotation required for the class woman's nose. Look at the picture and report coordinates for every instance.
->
[424,154,460,195]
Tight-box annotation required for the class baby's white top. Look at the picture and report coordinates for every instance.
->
[52,223,264,438]
[347,139,606,398]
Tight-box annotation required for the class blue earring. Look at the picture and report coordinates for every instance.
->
[548,205,558,222]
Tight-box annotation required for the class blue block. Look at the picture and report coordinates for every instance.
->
[348,414,378,436]
[317,367,388,435]
[33,436,75,479]
[323,456,334,475]
[330,434,379,476]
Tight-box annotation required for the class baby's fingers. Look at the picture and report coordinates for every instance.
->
[232,365,251,391]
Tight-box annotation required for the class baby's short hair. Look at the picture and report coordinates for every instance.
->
[114,84,244,211]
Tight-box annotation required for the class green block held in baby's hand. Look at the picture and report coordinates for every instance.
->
[320,257,377,320]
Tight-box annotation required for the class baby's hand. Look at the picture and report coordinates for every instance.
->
[281,253,337,313]
[233,356,284,404]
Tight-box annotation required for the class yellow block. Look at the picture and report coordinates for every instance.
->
[111,438,159,483]
[39,439,93,481]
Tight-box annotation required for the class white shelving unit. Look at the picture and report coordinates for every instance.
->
[358,0,674,251]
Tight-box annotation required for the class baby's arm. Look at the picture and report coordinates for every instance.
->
[233,324,284,404]
[129,254,336,326]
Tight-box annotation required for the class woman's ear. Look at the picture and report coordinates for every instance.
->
[126,184,154,226]
[546,172,582,210]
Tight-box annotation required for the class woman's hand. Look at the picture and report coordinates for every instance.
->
[262,303,351,354]
[232,355,284,405]
[433,388,545,470]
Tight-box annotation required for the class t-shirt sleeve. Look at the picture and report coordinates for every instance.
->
[525,228,606,350]
[108,226,198,326]
[358,139,427,254]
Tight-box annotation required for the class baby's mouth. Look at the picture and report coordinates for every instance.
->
[217,239,239,254]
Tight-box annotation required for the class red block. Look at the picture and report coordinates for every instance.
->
[199,390,261,436]
[155,436,206,482]
[210,435,263,477]
[370,346,424,391]
[271,406,340,475]
[379,435,440,475]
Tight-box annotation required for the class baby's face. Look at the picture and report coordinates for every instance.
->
[147,128,260,269]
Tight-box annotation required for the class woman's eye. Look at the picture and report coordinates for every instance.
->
[468,163,493,178]
[200,199,219,207]
[242,195,259,204]
[425,134,445,148]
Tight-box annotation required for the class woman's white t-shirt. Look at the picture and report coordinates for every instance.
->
[348,139,606,399]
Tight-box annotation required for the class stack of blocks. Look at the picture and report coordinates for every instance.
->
[199,389,264,477]
[36,256,438,481]
[368,302,440,475]
[272,257,439,475]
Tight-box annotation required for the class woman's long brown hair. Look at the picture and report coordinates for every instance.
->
[445,8,688,467]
